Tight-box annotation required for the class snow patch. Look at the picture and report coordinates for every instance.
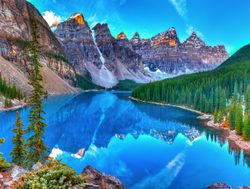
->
[49,148,63,159]
[144,66,195,81]
[91,29,105,64]
[144,67,170,80]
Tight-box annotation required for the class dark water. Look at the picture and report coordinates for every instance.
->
[0,92,250,189]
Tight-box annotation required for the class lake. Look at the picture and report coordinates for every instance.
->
[0,91,250,189]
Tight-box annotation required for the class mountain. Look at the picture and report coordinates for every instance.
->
[54,13,228,88]
[220,44,250,67]
[131,44,250,114]
[54,14,150,88]
[0,0,77,94]
[129,28,229,78]
[0,1,229,91]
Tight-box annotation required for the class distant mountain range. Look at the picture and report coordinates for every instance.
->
[131,42,250,114]
[55,13,228,88]
[0,0,229,93]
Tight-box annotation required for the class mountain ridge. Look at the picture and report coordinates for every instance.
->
[54,12,228,88]
[131,43,250,114]
[0,0,77,94]
[0,2,229,92]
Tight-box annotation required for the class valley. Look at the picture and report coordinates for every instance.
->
[0,0,249,188]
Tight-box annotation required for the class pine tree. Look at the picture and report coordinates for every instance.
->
[11,111,26,166]
[0,138,10,171]
[26,18,48,168]
[228,98,236,130]
[235,103,243,135]
[218,111,224,123]
[245,85,250,112]
[214,109,219,123]
[243,114,250,140]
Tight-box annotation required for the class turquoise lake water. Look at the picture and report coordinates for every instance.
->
[0,91,250,189]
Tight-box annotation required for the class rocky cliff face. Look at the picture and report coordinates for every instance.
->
[55,13,102,73]
[81,166,125,189]
[0,0,77,94]
[130,28,229,78]
[55,14,150,88]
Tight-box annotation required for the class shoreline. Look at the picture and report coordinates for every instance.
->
[129,96,206,115]
[129,96,250,152]
[0,103,27,112]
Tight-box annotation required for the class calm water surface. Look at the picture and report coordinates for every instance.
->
[0,91,250,189]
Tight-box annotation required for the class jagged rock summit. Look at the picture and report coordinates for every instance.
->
[130,27,229,78]
[55,14,228,87]
[55,14,150,88]
[0,0,229,91]
[183,32,206,48]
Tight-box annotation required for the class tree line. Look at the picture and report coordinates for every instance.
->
[0,76,24,108]
[132,45,250,141]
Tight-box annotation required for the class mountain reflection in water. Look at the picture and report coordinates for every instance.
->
[0,91,250,188]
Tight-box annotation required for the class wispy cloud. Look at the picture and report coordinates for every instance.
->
[168,0,187,18]
[43,11,62,27]
[86,0,127,33]
[118,0,127,6]
[186,25,204,38]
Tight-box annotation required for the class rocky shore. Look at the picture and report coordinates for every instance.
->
[0,164,124,189]
[129,96,204,114]
[0,98,27,112]
[207,182,250,189]
[129,96,250,152]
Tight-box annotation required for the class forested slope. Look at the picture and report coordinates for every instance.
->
[132,44,250,114]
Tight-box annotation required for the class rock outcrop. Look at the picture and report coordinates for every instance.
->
[207,183,232,189]
[130,28,229,78]
[0,0,77,94]
[0,165,27,189]
[0,165,124,189]
[81,166,125,189]
[55,14,150,88]
[2,0,228,90]
[55,13,102,73]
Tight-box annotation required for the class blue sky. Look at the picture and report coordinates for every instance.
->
[28,0,250,55]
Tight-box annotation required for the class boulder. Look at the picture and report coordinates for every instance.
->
[207,182,232,189]
[0,165,27,189]
[32,162,43,171]
[81,166,124,189]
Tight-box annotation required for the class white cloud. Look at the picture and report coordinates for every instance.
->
[186,25,204,38]
[87,14,108,29]
[43,11,62,27]
[169,0,187,18]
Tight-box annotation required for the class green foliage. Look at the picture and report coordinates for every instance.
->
[132,44,250,114]
[11,111,26,166]
[4,97,12,108]
[0,75,23,102]
[112,80,140,91]
[26,18,48,168]
[132,44,250,140]
[0,138,11,172]
[235,103,243,135]
[16,161,84,189]
[243,114,250,140]
[220,44,250,67]
[228,93,237,129]
[245,86,250,112]
[76,73,102,90]
[46,52,69,63]
[214,109,219,123]
[218,111,224,123]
